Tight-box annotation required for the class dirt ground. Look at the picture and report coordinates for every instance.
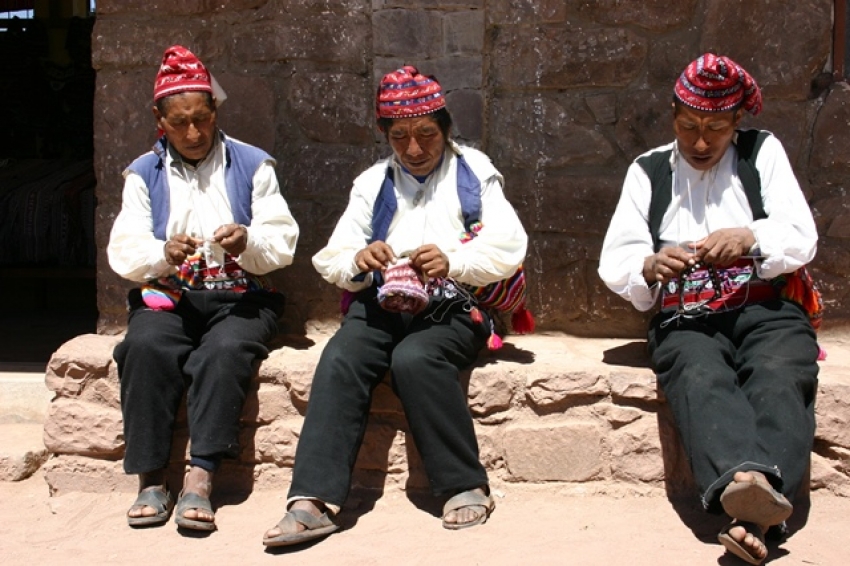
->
[1,473,847,566]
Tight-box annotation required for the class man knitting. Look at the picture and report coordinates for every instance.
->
[262,66,528,547]
[599,53,820,565]
[108,45,299,531]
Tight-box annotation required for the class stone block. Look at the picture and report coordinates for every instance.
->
[46,334,122,409]
[810,84,850,178]
[468,367,516,417]
[593,404,643,427]
[92,20,227,68]
[372,9,443,58]
[251,419,302,466]
[608,417,665,483]
[215,74,276,153]
[444,10,484,55]
[288,72,373,145]
[517,234,593,330]
[0,424,48,482]
[231,17,369,70]
[491,27,647,89]
[701,1,832,101]
[259,346,321,411]
[585,93,617,125]
[614,88,676,161]
[96,0,268,15]
[508,171,623,235]
[610,372,660,403]
[445,90,483,141]
[43,455,134,495]
[43,399,124,458]
[815,372,850,449]
[374,0,483,8]
[810,452,850,497]
[476,425,505,471]
[266,0,370,17]
[376,56,484,91]
[354,420,407,473]
[241,382,299,425]
[503,421,604,481]
[744,100,811,170]
[489,95,615,169]
[567,0,696,32]
[526,368,608,411]
[487,0,566,25]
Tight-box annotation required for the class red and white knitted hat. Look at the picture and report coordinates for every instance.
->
[376,65,445,120]
[674,53,762,116]
[153,45,214,102]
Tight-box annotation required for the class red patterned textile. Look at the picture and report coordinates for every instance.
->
[376,65,445,119]
[153,45,212,102]
[675,53,762,116]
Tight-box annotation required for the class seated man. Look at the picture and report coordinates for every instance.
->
[599,53,820,565]
[263,66,528,547]
[108,45,299,531]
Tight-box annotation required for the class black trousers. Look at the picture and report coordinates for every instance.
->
[288,290,489,508]
[648,300,819,512]
[114,289,283,475]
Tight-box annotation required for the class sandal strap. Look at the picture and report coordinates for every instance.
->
[130,486,172,513]
[442,489,494,516]
[275,509,333,532]
[176,492,213,515]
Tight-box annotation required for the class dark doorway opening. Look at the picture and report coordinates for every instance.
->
[0,1,97,371]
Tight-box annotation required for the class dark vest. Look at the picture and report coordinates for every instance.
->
[637,129,770,251]
[127,134,272,240]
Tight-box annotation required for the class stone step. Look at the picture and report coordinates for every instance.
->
[0,372,52,425]
[38,330,850,497]
[0,423,48,481]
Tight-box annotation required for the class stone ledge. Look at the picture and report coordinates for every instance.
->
[40,331,850,497]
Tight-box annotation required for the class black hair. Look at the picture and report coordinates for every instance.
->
[377,107,453,140]
[156,91,215,115]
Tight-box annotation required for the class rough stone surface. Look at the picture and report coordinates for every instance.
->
[38,331,850,496]
[503,421,604,482]
[0,424,48,482]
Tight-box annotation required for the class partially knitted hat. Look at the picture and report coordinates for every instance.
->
[154,45,213,102]
[377,259,430,315]
[376,65,445,120]
[674,53,762,116]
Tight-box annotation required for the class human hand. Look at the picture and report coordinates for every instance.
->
[409,244,449,279]
[692,228,755,267]
[355,241,396,273]
[643,245,696,286]
[164,233,202,266]
[213,223,248,256]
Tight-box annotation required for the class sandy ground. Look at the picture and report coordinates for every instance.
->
[1,474,848,566]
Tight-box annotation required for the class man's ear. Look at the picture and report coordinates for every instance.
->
[152,106,162,122]
[733,109,744,127]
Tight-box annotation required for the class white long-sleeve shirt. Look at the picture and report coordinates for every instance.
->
[598,131,817,312]
[313,142,528,291]
[108,134,299,282]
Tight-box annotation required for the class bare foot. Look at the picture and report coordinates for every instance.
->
[179,466,214,523]
[733,470,768,485]
[127,469,167,519]
[264,499,325,539]
[443,487,489,527]
[724,522,768,563]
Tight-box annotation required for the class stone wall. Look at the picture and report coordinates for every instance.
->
[91,0,850,338]
[40,332,850,497]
